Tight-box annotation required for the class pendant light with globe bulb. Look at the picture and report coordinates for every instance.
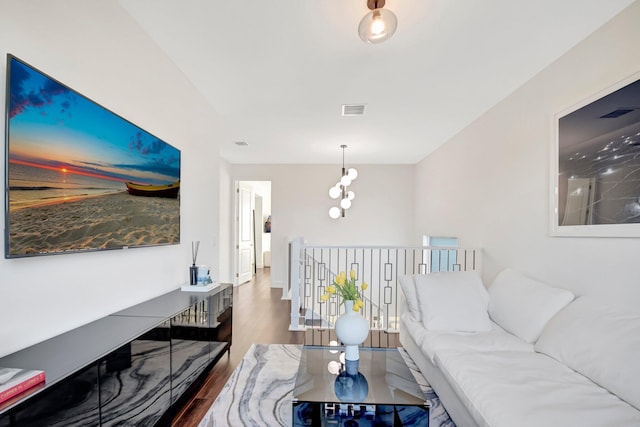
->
[358,0,398,44]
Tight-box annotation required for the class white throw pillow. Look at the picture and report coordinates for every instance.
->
[414,271,491,332]
[398,274,421,322]
[535,296,640,411]
[488,269,574,343]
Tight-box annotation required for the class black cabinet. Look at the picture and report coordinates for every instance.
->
[0,284,232,427]
[99,328,172,427]
[0,363,100,427]
[169,285,232,409]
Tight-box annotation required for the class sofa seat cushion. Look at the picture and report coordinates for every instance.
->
[434,349,640,427]
[535,296,640,410]
[420,322,533,364]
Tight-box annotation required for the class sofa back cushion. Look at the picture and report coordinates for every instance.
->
[414,271,491,332]
[398,274,421,322]
[535,296,640,410]
[488,269,574,343]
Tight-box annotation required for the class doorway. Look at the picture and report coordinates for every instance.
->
[235,180,272,285]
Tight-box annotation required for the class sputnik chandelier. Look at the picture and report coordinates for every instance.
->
[328,145,358,219]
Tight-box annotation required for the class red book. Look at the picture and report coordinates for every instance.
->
[0,367,46,405]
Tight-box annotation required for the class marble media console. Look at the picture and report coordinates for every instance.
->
[0,283,233,427]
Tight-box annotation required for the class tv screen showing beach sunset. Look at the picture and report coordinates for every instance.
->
[4,55,181,258]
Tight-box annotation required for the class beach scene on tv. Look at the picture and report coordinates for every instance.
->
[6,57,181,257]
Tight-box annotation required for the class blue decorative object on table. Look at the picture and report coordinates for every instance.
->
[334,360,369,402]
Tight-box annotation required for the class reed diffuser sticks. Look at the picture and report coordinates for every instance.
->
[191,241,200,266]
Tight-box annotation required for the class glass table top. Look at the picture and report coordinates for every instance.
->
[292,346,427,407]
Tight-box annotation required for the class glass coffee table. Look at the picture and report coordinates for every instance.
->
[292,346,429,426]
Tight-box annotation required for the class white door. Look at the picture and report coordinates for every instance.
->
[237,183,254,284]
[254,195,264,269]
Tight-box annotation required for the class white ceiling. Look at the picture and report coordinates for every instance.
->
[119,0,635,165]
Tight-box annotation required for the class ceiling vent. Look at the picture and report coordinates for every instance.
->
[342,104,366,116]
[600,108,636,118]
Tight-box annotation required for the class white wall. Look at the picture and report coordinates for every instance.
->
[414,1,640,307]
[0,1,222,357]
[218,159,233,284]
[226,164,416,288]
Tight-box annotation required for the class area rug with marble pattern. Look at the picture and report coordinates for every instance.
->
[198,344,455,427]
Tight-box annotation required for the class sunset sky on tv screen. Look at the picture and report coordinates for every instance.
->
[8,57,180,196]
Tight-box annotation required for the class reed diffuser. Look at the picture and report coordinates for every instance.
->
[189,241,200,285]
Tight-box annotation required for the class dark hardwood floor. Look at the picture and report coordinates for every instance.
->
[171,268,304,426]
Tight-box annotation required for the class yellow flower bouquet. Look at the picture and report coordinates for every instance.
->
[320,270,368,312]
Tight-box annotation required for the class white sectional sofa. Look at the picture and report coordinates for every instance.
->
[399,269,640,427]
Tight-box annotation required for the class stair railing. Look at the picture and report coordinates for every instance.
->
[289,243,481,332]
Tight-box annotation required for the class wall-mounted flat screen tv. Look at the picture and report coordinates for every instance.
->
[4,55,181,258]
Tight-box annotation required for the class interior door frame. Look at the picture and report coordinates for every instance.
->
[235,181,254,285]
